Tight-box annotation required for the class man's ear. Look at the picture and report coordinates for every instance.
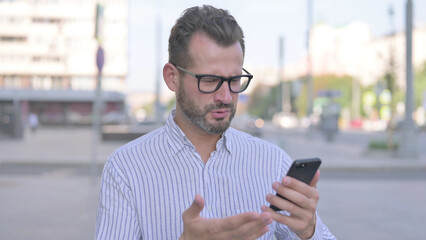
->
[163,63,178,92]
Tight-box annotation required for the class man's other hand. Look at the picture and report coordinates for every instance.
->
[180,194,272,240]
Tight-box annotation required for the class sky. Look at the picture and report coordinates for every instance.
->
[127,0,426,94]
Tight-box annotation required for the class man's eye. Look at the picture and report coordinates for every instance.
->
[201,77,220,83]
[231,77,241,82]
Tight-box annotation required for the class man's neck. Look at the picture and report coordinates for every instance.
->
[174,114,222,164]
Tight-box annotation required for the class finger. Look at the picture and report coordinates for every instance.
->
[265,206,316,239]
[251,212,273,238]
[269,211,305,232]
[216,211,267,233]
[269,182,317,213]
[218,212,272,239]
[262,204,297,228]
[271,181,309,208]
[231,221,271,240]
[220,212,261,232]
[266,193,304,215]
[182,194,204,221]
[262,204,308,228]
[310,170,320,188]
[234,212,272,234]
[281,176,318,200]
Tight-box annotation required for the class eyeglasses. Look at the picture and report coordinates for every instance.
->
[176,66,253,93]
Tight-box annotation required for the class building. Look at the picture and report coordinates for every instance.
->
[286,22,426,87]
[247,22,426,123]
[0,0,128,137]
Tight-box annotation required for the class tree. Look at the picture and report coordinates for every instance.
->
[415,61,426,108]
[247,83,279,120]
[313,74,354,111]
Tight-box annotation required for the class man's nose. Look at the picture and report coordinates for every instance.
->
[213,81,233,104]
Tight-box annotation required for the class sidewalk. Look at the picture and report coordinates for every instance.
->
[0,125,425,170]
[0,126,122,165]
[276,128,426,170]
[1,125,425,240]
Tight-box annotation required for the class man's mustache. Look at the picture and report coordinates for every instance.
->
[205,103,234,112]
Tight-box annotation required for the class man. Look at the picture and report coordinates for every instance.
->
[28,112,39,133]
[96,5,336,240]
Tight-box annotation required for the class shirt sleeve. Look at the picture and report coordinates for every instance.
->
[95,159,142,240]
[275,212,337,240]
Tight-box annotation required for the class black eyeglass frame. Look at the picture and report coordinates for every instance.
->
[175,65,253,94]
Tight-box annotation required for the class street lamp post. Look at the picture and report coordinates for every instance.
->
[397,0,417,159]
[279,36,291,113]
[91,3,105,180]
[306,0,313,119]
[154,14,163,122]
[91,46,104,179]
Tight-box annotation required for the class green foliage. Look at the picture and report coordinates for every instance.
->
[293,75,355,117]
[368,139,398,150]
[363,60,426,111]
[313,75,354,110]
[247,75,356,119]
[244,61,426,120]
[247,84,279,120]
[415,62,426,108]
[295,77,308,117]
[361,78,404,118]
[143,103,153,115]
[166,98,176,111]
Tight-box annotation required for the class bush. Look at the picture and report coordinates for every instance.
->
[368,139,398,150]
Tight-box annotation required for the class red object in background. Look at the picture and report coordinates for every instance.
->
[350,119,363,129]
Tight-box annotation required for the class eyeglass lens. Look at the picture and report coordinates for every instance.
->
[199,76,250,93]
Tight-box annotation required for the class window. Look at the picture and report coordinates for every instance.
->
[32,17,60,24]
[0,36,26,42]
[31,76,53,90]
[32,55,61,63]
[4,76,22,89]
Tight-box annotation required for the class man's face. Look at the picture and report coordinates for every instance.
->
[176,32,244,134]
[177,81,236,134]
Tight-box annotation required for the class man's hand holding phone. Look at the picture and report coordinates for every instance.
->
[262,158,321,239]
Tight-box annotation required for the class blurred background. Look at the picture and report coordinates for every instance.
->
[0,0,425,239]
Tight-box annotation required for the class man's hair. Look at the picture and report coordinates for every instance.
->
[168,5,245,68]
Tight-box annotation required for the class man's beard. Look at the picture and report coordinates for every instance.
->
[177,85,236,134]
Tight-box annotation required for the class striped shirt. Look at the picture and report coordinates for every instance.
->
[95,110,336,240]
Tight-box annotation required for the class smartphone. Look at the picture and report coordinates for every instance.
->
[270,157,322,211]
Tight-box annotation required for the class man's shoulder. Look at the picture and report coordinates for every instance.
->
[101,126,169,180]
[109,126,166,159]
[227,127,293,171]
[227,127,282,150]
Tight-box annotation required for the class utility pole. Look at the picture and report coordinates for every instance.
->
[92,2,105,180]
[154,13,163,122]
[279,36,291,113]
[386,4,397,150]
[397,0,417,158]
[306,0,313,118]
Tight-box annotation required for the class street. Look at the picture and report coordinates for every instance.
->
[0,164,100,240]
[318,169,426,239]
[0,164,425,240]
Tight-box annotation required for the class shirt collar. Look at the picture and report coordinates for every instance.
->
[221,128,233,154]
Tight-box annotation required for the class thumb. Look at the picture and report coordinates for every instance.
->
[183,194,205,221]
[309,170,320,188]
